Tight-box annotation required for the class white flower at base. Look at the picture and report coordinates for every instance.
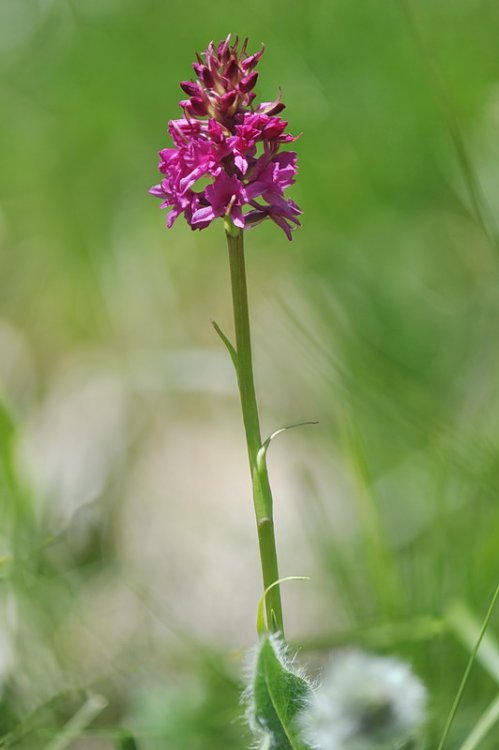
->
[299,650,427,750]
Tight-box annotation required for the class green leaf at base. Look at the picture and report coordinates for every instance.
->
[249,636,313,750]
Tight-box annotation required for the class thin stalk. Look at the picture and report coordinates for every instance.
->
[437,585,499,750]
[226,227,284,634]
[44,695,107,750]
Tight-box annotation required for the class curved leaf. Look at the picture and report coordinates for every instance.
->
[250,636,312,750]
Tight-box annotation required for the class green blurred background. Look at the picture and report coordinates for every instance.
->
[1,0,499,747]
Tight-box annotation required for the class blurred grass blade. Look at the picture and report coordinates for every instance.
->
[297,615,446,652]
[44,694,108,750]
[0,399,18,497]
[458,692,499,750]
[342,416,401,615]
[448,602,499,684]
[437,585,499,750]
[400,0,498,254]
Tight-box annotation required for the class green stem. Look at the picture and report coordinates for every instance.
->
[226,227,284,635]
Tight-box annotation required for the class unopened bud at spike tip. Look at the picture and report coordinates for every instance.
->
[240,45,265,71]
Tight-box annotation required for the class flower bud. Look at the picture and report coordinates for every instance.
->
[180,97,208,117]
[257,98,286,116]
[224,57,239,83]
[199,66,214,88]
[241,45,265,71]
[180,80,199,97]
[188,97,208,116]
[239,71,258,93]
[217,34,231,64]
[218,90,237,111]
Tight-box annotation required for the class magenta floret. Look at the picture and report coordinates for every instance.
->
[150,35,301,240]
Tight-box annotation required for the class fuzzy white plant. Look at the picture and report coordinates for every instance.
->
[299,650,427,750]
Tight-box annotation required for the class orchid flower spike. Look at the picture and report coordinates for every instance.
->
[150,35,301,240]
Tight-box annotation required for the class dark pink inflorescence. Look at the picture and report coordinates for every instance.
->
[150,35,301,240]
